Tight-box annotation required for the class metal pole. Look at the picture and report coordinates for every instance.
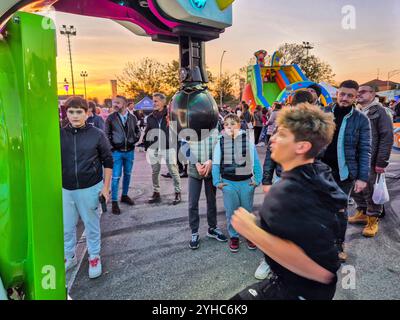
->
[67,33,76,95]
[83,76,87,99]
[219,50,226,108]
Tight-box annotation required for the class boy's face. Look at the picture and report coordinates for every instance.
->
[67,107,87,128]
[270,127,311,165]
[224,119,241,137]
[337,87,357,107]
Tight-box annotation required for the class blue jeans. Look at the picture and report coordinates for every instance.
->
[63,181,103,258]
[222,178,255,238]
[112,150,135,201]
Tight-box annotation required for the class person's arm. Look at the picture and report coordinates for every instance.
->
[104,115,113,145]
[262,143,276,186]
[375,109,394,170]
[212,140,223,187]
[251,143,263,186]
[98,116,105,131]
[98,133,114,203]
[232,208,335,285]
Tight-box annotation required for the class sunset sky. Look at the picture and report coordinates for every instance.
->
[52,0,400,102]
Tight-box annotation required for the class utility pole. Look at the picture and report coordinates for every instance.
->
[219,50,227,109]
[80,71,88,99]
[387,70,400,91]
[60,25,77,95]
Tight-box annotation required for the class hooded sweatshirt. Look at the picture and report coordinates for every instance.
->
[259,161,348,300]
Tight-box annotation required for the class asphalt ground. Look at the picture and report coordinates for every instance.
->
[69,148,400,300]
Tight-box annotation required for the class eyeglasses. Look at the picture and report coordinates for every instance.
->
[358,90,373,95]
[67,109,85,115]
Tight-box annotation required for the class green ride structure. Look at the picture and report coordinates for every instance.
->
[0,0,234,300]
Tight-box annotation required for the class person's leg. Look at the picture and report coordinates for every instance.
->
[167,162,182,194]
[363,171,382,237]
[121,150,135,197]
[63,188,80,259]
[238,179,255,213]
[222,180,241,239]
[204,178,217,230]
[150,150,161,193]
[188,176,202,233]
[74,182,103,258]
[111,151,123,202]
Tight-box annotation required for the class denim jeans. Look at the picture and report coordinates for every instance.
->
[63,181,103,259]
[222,178,255,238]
[112,150,135,201]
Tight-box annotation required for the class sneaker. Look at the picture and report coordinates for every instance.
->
[229,237,240,253]
[207,228,228,242]
[65,256,78,272]
[247,240,257,250]
[121,195,135,206]
[189,233,200,250]
[161,172,172,179]
[348,209,368,225]
[255,260,271,280]
[348,197,355,206]
[88,255,102,279]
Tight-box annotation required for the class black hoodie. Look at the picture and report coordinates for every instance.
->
[259,161,348,300]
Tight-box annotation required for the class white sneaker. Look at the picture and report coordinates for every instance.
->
[65,256,78,272]
[88,255,102,279]
[254,260,270,280]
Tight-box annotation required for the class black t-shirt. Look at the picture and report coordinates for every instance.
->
[322,106,352,173]
[259,162,348,300]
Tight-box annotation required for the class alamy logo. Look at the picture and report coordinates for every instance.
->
[41,265,56,290]
[342,5,356,30]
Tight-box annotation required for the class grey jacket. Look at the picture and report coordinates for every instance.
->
[363,103,393,168]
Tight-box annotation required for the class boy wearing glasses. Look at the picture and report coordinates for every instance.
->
[61,97,113,279]
[212,114,262,253]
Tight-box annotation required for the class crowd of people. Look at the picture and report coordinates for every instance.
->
[60,79,395,300]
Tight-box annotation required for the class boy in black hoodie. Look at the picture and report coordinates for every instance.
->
[231,103,348,300]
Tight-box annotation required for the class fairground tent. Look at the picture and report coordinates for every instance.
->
[135,96,154,111]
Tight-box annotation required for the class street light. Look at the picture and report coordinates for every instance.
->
[80,71,88,99]
[387,69,400,90]
[60,25,77,95]
[63,78,69,95]
[302,41,314,59]
[219,50,227,108]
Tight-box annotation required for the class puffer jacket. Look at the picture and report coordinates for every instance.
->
[364,103,393,168]
[324,104,371,182]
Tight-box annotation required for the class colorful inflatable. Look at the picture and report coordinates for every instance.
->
[0,0,234,300]
[242,49,333,109]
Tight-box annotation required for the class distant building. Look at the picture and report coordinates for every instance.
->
[111,80,118,99]
[361,79,400,92]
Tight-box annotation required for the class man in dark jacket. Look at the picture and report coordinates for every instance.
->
[231,104,347,300]
[105,95,140,215]
[61,97,113,279]
[144,93,182,205]
[321,80,371,262]
[87,101,105,131]
[349,86,393,237]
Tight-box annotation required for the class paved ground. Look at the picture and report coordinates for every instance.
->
[69,148,400,300]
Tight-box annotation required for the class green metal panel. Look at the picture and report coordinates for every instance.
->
[0,12,65,300]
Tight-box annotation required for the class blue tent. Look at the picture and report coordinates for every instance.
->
[135,96,154,110]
